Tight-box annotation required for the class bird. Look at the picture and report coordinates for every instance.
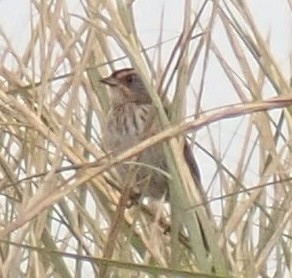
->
[100,68,204,204]
[100,68,214,271]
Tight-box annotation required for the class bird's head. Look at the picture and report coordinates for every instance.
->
[100,68,152,105]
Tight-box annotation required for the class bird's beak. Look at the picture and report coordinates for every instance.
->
[99,76,118,87]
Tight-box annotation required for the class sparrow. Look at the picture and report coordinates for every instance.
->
[100,68,214,273]
[100,68,203,202]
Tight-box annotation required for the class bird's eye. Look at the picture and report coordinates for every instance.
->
[125,74,134,84]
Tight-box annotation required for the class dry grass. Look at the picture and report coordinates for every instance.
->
[0,0,291,277]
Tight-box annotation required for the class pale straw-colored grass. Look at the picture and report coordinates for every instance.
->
[0,0,291,277]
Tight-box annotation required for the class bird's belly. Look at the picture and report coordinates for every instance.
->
[106,104,168,199]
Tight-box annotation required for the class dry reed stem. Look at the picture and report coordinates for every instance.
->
[0,0,290,277]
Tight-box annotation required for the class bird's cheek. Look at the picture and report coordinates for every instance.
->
[123,89,135,99]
